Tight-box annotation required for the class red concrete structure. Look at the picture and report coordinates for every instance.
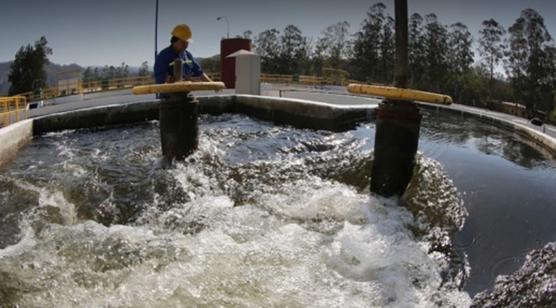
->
[220,38,251,89]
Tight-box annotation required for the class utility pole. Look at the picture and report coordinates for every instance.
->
[370,0,422,197]
[394,0,409,88]
[154,0,159,61]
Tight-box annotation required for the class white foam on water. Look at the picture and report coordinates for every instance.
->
[0,225,36,259]
[169,162,217,200]
[0,116,472,307]
[12,180,78,226]
[0,177,472,307]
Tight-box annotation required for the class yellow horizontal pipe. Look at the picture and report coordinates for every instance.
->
[132,81,225,95]
[347,83,453,105]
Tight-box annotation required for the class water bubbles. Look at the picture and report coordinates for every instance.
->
[0,114,472,307]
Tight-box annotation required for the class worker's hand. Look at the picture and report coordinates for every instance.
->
[203,73,213,83]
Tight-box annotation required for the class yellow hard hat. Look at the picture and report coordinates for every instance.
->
[171,24,192,42]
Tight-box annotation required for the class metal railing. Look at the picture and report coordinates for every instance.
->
[4,72,358,111]
[206,72,221,81]
[205,72,356,86]
[0,96,29,128]
[13,76,157,102]
[81,76,155,93]
[17,87,60,102]
[259,74,358,86]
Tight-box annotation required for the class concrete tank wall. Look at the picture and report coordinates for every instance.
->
[31,95,374,135]
[0,119,33,168]
[2,94,556,168]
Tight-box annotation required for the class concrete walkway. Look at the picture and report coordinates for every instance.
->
[278,88,556,140]
[29,89,235,118]
[28,86,556,140]
[447,103,556,139]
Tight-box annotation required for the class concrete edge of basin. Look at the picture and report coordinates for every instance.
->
[32,100,162,135]
[0,95,374,167]
[31,94,376,135]
[417,102,556,158]
[0,119,33,168]
[233,94,375,131]
[5,93,555,169]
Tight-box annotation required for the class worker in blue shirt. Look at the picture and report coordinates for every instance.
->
[154,24,212,84]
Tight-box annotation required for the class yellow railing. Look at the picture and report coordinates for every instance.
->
[8,73,358,106]
[0,96,29,128]
[14,76,157,101]
[206,72,221,81]
[82,76,155,93]
[259,74,354,86]
[17,86,60,102]
[205,72,354,86]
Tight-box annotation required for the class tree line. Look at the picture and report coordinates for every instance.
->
[7,36,152,95]
[6,3,555,119]
[81,61,151,84]
[246,3,556,116]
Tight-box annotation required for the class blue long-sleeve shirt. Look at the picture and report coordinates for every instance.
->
[154,46,203,84]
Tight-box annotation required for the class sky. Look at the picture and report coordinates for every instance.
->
[1,0,555,67]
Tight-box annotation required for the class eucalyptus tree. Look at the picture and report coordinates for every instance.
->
[478,18,506,98]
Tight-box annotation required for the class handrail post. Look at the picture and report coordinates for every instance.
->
[15,98,19,122]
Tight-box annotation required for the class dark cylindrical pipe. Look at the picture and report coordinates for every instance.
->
[371,100,421,197]
[370,0,419,197]
[159,92,198,162]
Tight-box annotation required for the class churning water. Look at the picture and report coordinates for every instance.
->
[0,110,554,307]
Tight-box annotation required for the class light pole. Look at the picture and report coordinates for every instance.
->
[216,16,229,39]
[154,0,159,61]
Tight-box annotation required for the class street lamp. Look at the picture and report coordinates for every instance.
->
[216,16,229,39]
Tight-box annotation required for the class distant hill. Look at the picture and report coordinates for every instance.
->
[0,57,217,96]
[0,61,84,95]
